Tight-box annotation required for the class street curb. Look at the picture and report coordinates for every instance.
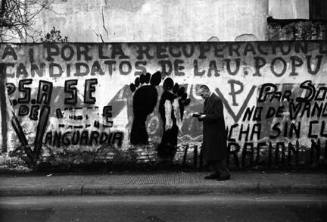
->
[1,184,327,196]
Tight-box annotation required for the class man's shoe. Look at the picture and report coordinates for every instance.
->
[216,175,231,181]
[204,173,220,179]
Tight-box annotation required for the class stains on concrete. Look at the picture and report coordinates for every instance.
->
[33,0,268,42]
[207,36,220,42]
[235,34,258,41]
[107,0,146,12]
[269,0,309,19]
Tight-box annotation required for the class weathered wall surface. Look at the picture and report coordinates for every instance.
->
[269,0,309,19]
[32,0,268,42]
[1,41,327,169]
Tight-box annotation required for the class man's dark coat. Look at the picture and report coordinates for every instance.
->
[202,93,228,163]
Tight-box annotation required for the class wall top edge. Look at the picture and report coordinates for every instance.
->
[1,40,327,45]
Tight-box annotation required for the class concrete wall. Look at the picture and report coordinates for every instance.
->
[269,0,309,19]
[0,41,327,169]
[32,0,268,42]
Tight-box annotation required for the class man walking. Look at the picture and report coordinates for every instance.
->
[196,85,230,181]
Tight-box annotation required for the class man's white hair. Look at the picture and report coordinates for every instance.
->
[199,84,210,92]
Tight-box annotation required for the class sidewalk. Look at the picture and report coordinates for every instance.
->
[1,171,326,196]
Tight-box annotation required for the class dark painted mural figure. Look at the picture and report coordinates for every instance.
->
[158,78,190,162]
[195,85,230,180]
[129,72,161,145]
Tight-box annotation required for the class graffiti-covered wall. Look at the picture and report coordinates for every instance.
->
[0,41,327,169]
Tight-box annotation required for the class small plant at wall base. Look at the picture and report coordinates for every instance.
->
[40,26,68,42]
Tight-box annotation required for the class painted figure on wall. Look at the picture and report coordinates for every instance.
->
[157,78,190,163]
[129,72,161,145]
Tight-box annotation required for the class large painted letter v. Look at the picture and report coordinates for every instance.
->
[215,86,256,123]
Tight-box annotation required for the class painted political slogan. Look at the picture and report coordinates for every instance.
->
[0,41,326,169]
